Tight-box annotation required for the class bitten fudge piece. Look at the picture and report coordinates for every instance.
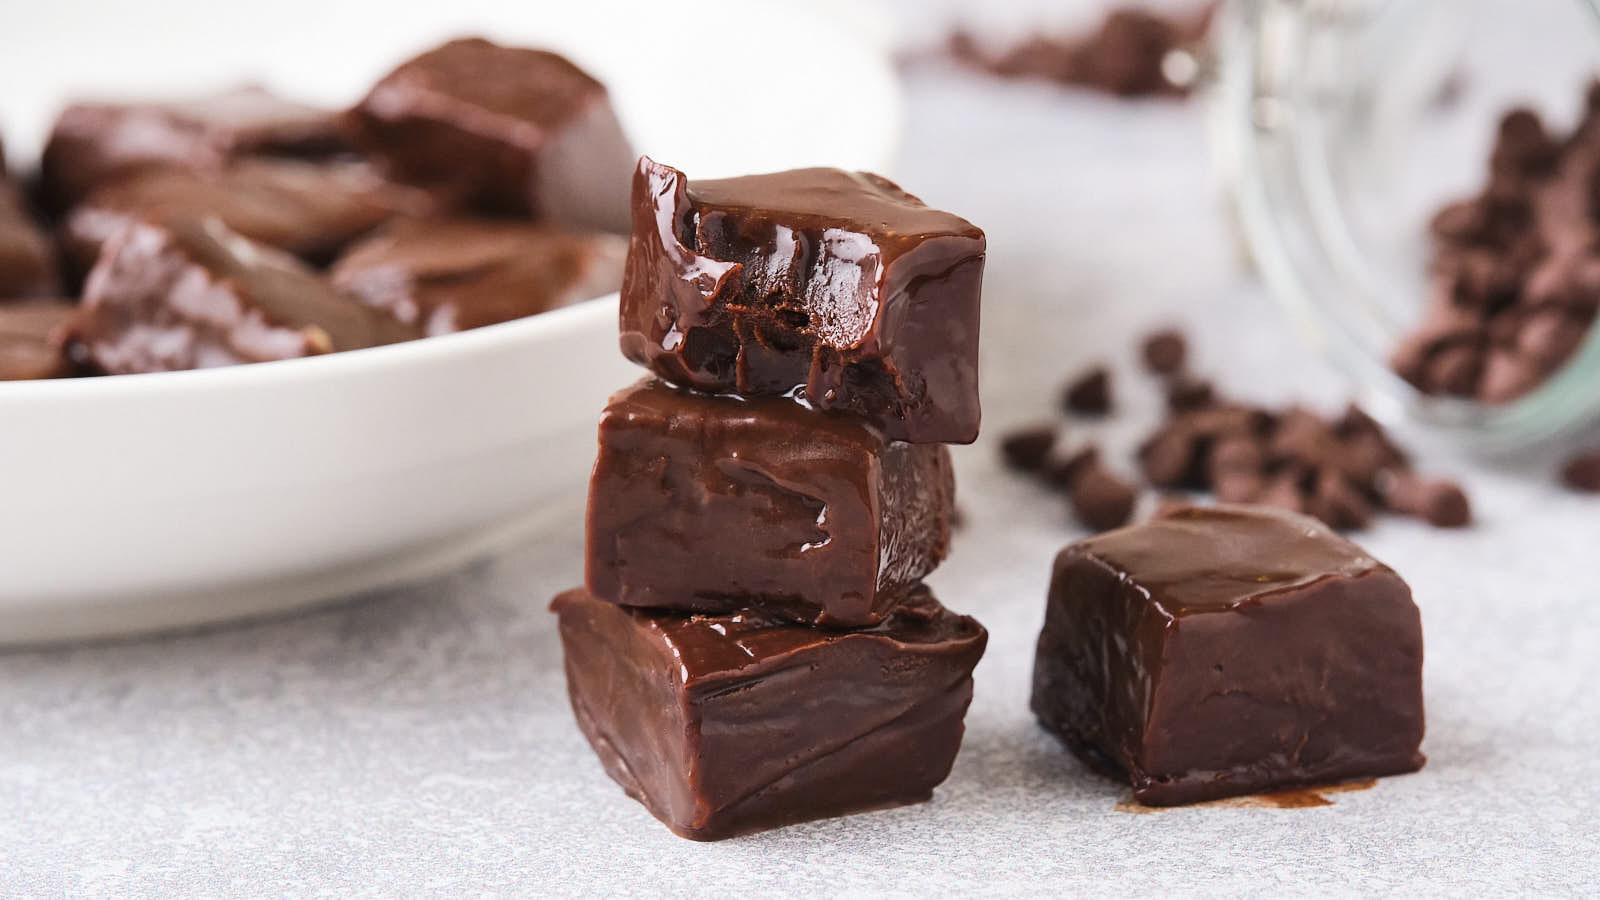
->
[1031,504,1425,806]
[620,158,986,443]
[0,182,58,299]
[40,86,348,209]
[69,217,419,374]
[329,217,626,335]
[551,584,987,841]
[347,37,635,231]
[0,300,77,380]
[587,377,955,627]
[61,159,431,273]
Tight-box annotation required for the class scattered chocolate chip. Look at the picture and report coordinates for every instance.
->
[1062,365,1112,415]
[1000,425,1058,472]
[1141,328,1187,375]
[1068,463,1138,532]
[1166,374,1214,411]
[1377,471,1472,527]
[1048,444,1101,489]
[1560,450,1600,492]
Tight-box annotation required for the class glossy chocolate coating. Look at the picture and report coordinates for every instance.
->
[348,37,634,232]
[0,300,77,380]
[40,86,348,209]
[587,378,956,627]
[61,159,431,273]
[330,217,626,335]
[0,181,58,299]
[71,217,418,374]
[1031,504,1425,806]
[552,584,987,841]
[619,157,986,443]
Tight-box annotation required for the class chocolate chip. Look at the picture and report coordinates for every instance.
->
[1001,425,1057,471]
[1061,365,1112,415]
[1560,450,1600,492]
[1046,444,1101,489]
[1310,468,1374,531]
[1139,421,1200,488]
[1479,348,1542,403]
[1068,463,1138,532]
[1141,329,1187,375]
[1378,471,1472,527]
[1166,374,1214,411]
[1424,341,1485,397]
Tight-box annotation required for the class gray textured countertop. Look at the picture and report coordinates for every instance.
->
[5,5,1599,895]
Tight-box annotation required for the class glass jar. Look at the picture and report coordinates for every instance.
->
[1211,0,1600,448]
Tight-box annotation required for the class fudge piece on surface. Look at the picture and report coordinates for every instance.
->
[330,217,625,335]
[1032,504,1425,806]
[347,37,634,231]
[552,584,987,840]
[619,157,985,443]
[586,377,955,627]
[70,217,418,374]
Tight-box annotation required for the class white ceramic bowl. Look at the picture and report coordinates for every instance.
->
[0,0,900,642]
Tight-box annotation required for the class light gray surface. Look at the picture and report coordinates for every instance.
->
[5,12,1600,899]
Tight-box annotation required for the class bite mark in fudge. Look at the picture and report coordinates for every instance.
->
[1032,504,1425,806]
[586,378,955,628]
[61,159,432,274]
[551,584,987,841]
[347,37,635,231]
[0,300,77,380]
[620,157,986,443]
[330,217,626,335]
[0,182,58,299]
[40,86,349,209]
[70,217,418,374]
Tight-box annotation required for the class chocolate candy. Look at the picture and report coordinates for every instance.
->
[586,378,955,628]
[348,37,635,231]
[70,217,418,374]
[0,300,76,380]
[0,182,58,299]
[1032,504,1426,806]
[620,158,986,443]
[40,86,348,209]
[1061,365,1111,415]
[330,218,626,335]
[1065,456,1137,531]
[552,584,987,840]
[1560,449,1600,492]
[62,159,431,273]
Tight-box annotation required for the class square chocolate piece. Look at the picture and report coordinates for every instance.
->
[619,157,986,443]
[329,217,626,335]
[0,182,58,299]
[1032,504,1425,806]
[0,300,77,381]
[70,217,418,374]
[40,86,348,209]
[347,37,635,231]
[61,159,431,274]
[587,377,955,627]
[551,584,987,841]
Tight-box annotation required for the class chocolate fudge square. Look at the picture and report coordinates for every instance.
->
[0,300,77,380]
[587,377,955,628]
[62,159,431,273]
[551,584,987,841]
[348,37,635,231]
[619,157,986,443]
[70,217,418,374]
[330,217,626,335]
[1032,504,1425,806]
[0,182,58,299]
[40,86,348,209]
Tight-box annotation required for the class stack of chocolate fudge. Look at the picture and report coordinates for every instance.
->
[552,157,991,840]
[1,38,632,380]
